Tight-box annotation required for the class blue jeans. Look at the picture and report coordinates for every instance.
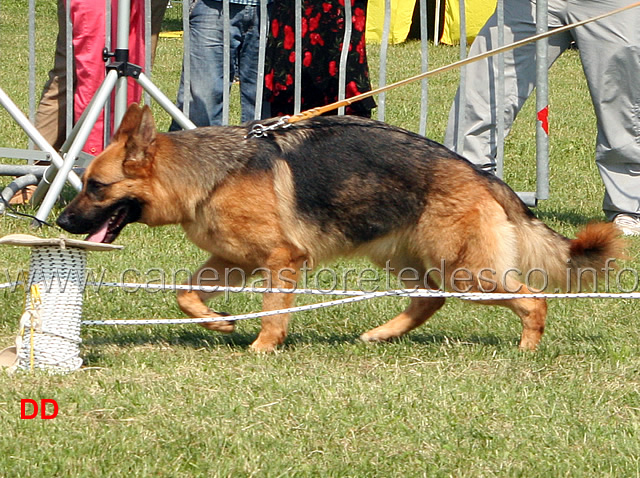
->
[171,0,269,129]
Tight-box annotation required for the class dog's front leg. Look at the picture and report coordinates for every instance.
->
[250,249,302,353]
[250,291,294,353]
[177,255,250,333]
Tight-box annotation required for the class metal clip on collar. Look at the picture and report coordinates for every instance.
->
[245,116,291,139]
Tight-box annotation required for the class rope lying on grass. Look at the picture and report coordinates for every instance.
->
[60,282,640,326]
[3,280,639,326]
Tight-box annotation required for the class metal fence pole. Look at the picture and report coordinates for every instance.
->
[113,0,133,131]
[337,0,353,115]
[535,0,550,201]
[144,0,152,106]
[222,0,230,125]
[65,0,73,145]
[495,0,505,179]
[419,0,429,136]
[28,0,36,153]
[434,0,441,46]
[294,0,302,115]
[377,0,391,121]
[454,0,467,152]
[254,0,269,120]
[182,0,191,118]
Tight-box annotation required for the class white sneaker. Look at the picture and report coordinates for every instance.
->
[613,214,640,236]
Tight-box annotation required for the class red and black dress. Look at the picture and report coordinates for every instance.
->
[264,0,376,117]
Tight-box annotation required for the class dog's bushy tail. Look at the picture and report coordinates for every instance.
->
[520,218,624,292]
[489,182,624,292]
[568,222,623,271]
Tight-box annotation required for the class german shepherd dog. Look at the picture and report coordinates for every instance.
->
[57,104,622,352]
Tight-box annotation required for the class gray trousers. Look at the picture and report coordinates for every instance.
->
[444,0,640,220]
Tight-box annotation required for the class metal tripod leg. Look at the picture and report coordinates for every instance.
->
[30,84,112,208]
[137,73,196,130]
[32,70,119,226]
[31,70,196,226]
[0,86,82,191]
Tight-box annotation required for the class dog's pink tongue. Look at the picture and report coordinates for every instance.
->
[85,222,109,243]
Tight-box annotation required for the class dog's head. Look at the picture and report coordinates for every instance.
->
[57,103,158,244]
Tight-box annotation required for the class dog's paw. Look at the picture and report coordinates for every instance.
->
[249,339,279,353]
[198,314,235,333]
[359,331,388,343]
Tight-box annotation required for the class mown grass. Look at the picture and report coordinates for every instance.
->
[1,1,640,476]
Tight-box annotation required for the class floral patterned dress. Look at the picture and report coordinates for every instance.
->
[264,0,376,117]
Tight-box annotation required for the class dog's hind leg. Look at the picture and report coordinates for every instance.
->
[177,255,252,334]
[467,275,547,350]
[360,296,445,343]
[360,271,445,342]
[472,291,547,350]
[508,296,547,350]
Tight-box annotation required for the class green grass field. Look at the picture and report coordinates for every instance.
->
[1,1,640,476]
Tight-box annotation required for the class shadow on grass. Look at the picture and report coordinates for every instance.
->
[81,326,255,364]
[533,209,604,227]
[162,17,183,33]
[83,326,254,348]
[81,324,514,358]
[406,332,508,347]
[285,329,511,349]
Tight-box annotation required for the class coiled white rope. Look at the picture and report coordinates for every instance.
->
[14,246,86,372]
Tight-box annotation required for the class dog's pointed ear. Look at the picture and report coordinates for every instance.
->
[135,105,157,148]
[113,103,144,141]
[122,105,158,177]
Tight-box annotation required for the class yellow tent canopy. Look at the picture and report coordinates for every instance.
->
[440,0,497,45]
[164,1,497,46]
[366,0,418,44]
[365,0,497,45]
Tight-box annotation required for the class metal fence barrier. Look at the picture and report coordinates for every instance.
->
[0,0,550,221]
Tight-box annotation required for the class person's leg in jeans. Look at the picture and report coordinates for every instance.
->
[170,1,269,129]
[171,0,237,128]
[236,3,270,123]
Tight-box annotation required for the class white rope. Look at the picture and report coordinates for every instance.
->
[85,281,640,299]
[0,282,20,289]
[6,278,640,329]
[82,291,389,326]
[78,282,640,327]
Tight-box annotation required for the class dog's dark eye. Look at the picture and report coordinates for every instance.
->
[86,179,109,199]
